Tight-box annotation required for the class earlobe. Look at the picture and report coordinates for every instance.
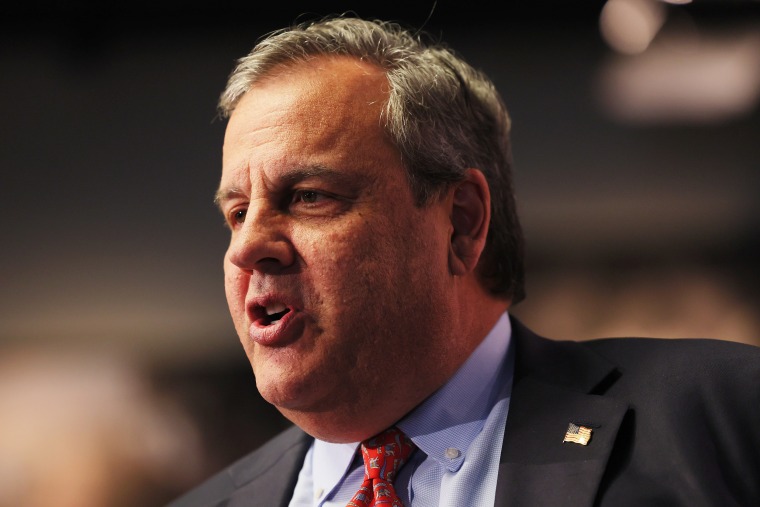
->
[449,169,490,276]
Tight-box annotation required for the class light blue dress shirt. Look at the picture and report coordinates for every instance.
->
[289,313,514,507]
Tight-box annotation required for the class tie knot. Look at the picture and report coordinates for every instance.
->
[360,427,415,482]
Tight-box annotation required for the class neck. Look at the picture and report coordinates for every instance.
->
[283,285,510,443]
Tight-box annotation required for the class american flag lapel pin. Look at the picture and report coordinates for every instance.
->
[563,423,593,445]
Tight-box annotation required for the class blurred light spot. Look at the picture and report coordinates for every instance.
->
[0,350,204,507]
[597,28,760,123]
[661,0,692,4]
[600,0,667,55]
[512,268,760,347]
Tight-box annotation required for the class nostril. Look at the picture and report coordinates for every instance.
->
[257,257,282,265]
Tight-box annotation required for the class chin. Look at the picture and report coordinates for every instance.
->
[256,374,320,411]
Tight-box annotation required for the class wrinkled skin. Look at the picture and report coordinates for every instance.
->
[218,56,505,442]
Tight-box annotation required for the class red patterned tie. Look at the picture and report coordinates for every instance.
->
[347,427,416,507]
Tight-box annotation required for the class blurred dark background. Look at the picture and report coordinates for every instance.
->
[1,1,759,505]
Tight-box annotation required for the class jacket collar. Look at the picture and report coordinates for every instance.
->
[494,317,629,507]
[227,425,312,507]
[222,317,629,507]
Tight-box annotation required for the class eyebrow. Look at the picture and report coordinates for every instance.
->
[213,165,365,210]
[213,187,245,210]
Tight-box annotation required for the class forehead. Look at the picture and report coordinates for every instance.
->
[221,56,399,186]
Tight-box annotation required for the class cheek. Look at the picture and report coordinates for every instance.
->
[297,224,391,308]
[223,259,247,319]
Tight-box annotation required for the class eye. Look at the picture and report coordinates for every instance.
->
[287,189,349,216]
[291,190,327,205]
[302,191,319,203]
[227,207,247,228]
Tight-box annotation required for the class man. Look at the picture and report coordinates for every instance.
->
[168,15,760,507]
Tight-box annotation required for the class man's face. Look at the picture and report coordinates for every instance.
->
[218,57,457,438]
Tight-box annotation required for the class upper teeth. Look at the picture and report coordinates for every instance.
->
[265,303,286,316]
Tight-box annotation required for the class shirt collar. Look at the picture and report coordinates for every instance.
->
[398,312,512,472]
[312,440,358,502]
[311,312,513,490]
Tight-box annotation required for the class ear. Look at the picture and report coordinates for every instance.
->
[448,168,491,277]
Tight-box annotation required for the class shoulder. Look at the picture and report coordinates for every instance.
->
[166,425,311,507]
[585,337,760,502]
[513,316,760,406]
[230,424,312,478]
[583,336,760,379]
[579,336,760,416]
[511,320,760,502]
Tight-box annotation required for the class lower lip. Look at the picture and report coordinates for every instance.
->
[248,309,305,347]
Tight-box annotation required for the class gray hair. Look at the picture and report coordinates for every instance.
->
[218,15,525,303]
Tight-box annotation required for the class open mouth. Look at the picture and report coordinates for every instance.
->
[259,303,291,326]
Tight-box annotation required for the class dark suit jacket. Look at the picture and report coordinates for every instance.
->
[167,318,760,506]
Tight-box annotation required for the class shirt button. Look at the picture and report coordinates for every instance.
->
[314,487,324,499]
[445,447,461,459]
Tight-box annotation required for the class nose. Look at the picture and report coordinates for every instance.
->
[226,204,296,274]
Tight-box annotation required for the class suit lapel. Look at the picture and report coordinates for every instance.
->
[223,426,312,507]
[209,319,628,507]
[494,319,629,507]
